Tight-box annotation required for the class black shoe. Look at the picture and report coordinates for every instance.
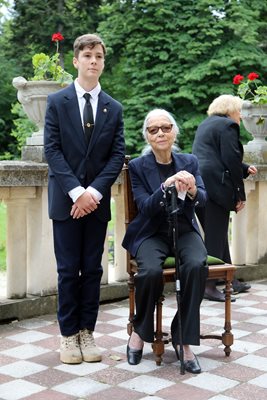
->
[204,293,236,302]
[184,356,201,374]
[173,344,201,374]
[232,280,251,294]
[127,344,143,365]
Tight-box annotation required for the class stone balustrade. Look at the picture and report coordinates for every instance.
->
[0,160,267,303]
[0,160,127,301]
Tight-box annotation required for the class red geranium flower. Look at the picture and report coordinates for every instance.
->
[233,74,244,85]
[232,72,267,104]
[247,72,259,81]
[52,32,64,42]
[51,32,64,58]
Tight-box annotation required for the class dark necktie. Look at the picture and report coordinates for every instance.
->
[83,93,94,145]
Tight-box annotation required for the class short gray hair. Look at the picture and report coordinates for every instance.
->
[142,108,180,142]
[207,95,243,116]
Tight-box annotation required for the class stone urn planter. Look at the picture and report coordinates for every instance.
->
[241,100,267,164]
[12,76,63,162]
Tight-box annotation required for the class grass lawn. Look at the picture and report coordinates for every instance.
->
[0,202,6,271]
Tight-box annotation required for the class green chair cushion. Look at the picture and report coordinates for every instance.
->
[207,255,225,265]
[164,257,175,267]
[163,255,225,268]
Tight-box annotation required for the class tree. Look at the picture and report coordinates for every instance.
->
[0,0,10,23]
[7,0,102,77]
[0,0,103,157]
[0,18,22,158]
[98,0,267,155]
[2,0,267,157]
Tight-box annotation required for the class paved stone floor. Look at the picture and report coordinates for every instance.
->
[0,280,267,400]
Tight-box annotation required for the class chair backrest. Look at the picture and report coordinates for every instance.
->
[122,156,139,274]
[123,156,138,227]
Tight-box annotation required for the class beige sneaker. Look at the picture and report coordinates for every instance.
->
[60,333,82,364]
[79,328,102,362]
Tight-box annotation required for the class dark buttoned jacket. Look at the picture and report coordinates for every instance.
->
[122,151,207,257]
[192,114,249,211]
[44,83,125,221]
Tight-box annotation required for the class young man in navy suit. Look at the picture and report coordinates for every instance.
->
[44,34,125,364]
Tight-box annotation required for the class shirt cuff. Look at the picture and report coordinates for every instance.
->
[86,186,103,201]
[68,186,86,202]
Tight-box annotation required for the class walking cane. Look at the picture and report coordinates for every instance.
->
[165,184,185,375]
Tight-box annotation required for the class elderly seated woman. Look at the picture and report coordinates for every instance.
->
[122,108,208,374]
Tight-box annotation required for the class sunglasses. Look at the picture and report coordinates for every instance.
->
[146,124,173,135]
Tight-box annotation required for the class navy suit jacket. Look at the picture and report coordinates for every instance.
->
[44,83,125,221]
[122,151,207,257]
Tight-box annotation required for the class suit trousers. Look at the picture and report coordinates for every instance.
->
[134,231,208,345]
[196,199,231,264]
[53,213,107,336]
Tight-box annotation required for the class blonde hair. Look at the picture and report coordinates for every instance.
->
[207,95,243,116]
[142,109,179,142]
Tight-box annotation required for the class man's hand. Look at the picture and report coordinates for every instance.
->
[70,191,99,219]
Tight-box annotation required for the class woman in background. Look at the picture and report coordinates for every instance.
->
[192,94,257,302]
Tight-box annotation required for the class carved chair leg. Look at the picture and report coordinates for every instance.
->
[222,277,234,356]
[127,271,135,336]
[152,295,165,366]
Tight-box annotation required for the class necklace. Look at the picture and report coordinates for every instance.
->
[156,158,172,165]
[156,159,172,165]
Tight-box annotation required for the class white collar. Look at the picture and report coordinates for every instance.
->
[74,79,101,100]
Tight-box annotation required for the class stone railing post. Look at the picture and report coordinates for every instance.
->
[26,186,57,296]
[0,161,51,299]
[232,166,267,265]
[5,196,28,298]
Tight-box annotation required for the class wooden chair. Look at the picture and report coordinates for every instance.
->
[122,156,236,366]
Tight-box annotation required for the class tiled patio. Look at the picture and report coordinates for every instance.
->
[1,280,267,400]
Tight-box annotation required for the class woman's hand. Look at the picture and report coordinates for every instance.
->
[248,165,257,175]
[164,170,197,197]
[236,200,245,213]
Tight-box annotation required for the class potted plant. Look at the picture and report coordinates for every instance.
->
[233,72,267,163]
[233,72,267,105]
[30,32,73,85]
[12,33,73,161]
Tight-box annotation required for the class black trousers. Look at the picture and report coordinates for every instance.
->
[53,213,107,336]
[134,231,208,345]
[196,199,231,264]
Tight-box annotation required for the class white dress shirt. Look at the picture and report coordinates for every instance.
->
[68,79,103,203]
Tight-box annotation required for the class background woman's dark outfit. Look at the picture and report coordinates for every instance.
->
[192,114,251,299]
